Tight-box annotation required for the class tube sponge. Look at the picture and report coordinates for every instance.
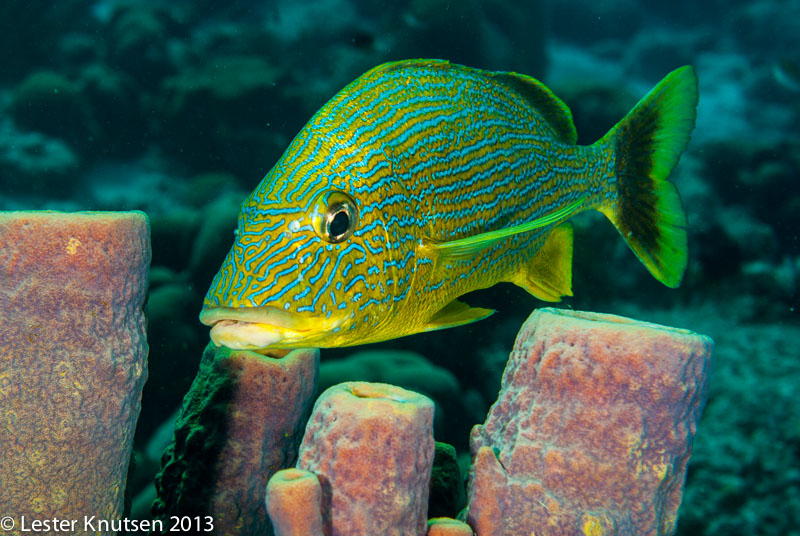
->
[0,211,149,529]
[153,344,319,535]
[295,382,436,536]
[266,468,324,536]
[466,308,713,536]
[427,518,475,535]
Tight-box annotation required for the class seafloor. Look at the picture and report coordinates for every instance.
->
[1,0,798,534]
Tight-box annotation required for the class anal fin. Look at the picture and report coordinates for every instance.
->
[422,299,495,333]
[513,222,574,302]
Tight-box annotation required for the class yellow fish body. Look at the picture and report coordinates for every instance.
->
[200,60,698,351]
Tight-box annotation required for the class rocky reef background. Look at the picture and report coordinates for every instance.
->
[1,0,798,534]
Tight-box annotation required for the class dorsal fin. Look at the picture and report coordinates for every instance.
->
[361,60,577,144]
[491,72,577,144]
[362,59,451,78]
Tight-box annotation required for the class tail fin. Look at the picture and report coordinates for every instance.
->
[598,66,698,288]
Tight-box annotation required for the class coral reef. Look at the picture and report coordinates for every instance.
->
[0,211,149,531]
[466,308,713,535]
[158,55,295,176]
[0,0,96,81]
[1,1,796,532]
[106,3,178,88]
[0,122,80,197]
[670,311,800,535]
[77,64,147,157]
[215,308,714,535]
[9,70,99,154]
[152,344,319,535]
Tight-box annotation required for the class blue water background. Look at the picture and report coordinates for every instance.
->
[1,1,798,534]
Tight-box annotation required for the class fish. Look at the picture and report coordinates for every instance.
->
[199,59,698,352]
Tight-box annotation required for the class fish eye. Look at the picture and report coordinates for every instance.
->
[328,207,351,238]
[310,191,359,243]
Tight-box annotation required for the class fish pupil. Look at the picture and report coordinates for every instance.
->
[329,209,350,238]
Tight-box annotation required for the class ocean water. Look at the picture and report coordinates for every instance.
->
[1,0,798,534]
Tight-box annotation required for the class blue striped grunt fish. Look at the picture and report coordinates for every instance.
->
[200,59,698,351]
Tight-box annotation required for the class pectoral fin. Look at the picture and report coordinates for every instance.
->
[512,222,574,302]
[422,196,587,262]
[422,299,495,332]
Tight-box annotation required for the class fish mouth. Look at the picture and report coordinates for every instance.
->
[199,306,328,351]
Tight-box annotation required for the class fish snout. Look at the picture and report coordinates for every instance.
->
[199,306,330,351]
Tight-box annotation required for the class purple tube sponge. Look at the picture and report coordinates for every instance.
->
[296,382,435,536]
[427,517,475,535]
[153,344,319,535]
[0,211,149,529]
[266,468,324,536]
[467,308,712,536]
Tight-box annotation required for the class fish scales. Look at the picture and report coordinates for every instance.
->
[200,59,698,350]
[221,64,596,308]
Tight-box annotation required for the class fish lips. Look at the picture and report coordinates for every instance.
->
[199,306,322,351]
